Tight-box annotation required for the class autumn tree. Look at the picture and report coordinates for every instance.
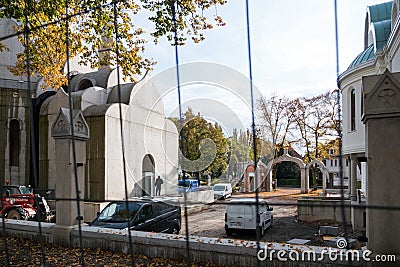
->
[170,108,229,180]
[0,0,227,89]
[258,94,297,158]
[293,91,339,189]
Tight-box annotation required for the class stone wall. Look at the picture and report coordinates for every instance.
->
[297,198,351,223]
[1,219,371,267]
[183,189,214,204]
[0,88,31,185]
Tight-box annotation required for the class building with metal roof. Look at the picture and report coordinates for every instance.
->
[339,0,400,236]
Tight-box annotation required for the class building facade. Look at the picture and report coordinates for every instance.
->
[0,17,179,200]
[320,142,350,189]
[0,18,42,186]
[339,1,395,201]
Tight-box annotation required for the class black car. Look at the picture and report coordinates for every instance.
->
[90,198,181,234]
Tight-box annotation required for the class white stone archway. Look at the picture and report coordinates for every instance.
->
[306,159,328,193]
[267,148,308,193]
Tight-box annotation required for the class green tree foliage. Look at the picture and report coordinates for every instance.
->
[170,108,229,179]
[0,0,227,89]
[248,127,273,164]
[276,161,300,179]
[226,128,250,179]
[229,128,250,163]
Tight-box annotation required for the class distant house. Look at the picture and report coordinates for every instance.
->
[240,160,271,193]
[320,140,350,189]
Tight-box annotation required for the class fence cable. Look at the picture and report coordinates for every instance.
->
[333,0,350,257]
[170,0,192,265]
[244,1,261,265]
[65,0,85,265]
[23,0,47,265]
[113,1,136,266]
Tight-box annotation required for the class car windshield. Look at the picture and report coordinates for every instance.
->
[98,202,142,223]
[2,186,21,194]
[19,186,31,194]
[213,185,225,191]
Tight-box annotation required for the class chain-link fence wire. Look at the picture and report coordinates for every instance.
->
[1,0,400,266]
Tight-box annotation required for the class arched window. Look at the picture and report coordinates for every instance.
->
[350,89,356,131]
[361,89,364,117]
[76,78,96,91]
[9,119,20,166]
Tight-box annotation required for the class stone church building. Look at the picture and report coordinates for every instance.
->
[0,17,178,201]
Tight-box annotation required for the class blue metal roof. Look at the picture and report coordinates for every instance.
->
[373,19,392,50]
[347,1,393,70]
[347,45,375,70]
[367,1,393,23]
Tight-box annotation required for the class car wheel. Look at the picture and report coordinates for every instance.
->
[226,228,232,236]
[268,216,273,229]
[7,208,26,220]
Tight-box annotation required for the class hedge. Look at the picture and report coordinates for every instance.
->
[277,178,301,187]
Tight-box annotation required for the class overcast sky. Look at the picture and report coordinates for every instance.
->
[137,0,390,134]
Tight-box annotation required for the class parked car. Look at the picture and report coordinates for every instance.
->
[225,198,273,236]
[90,197,181,234]
[178,179,199,193]
[213,183,232,199]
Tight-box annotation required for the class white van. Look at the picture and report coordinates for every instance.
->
[225,198,273,236]
[213,183,232,199]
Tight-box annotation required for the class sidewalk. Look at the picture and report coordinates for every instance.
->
[232,188,301,199]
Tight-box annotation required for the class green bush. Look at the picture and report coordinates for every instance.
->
[277,178,301,187]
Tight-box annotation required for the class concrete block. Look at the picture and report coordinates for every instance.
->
[351,201,366,231]
[52,225,75,247]
[320,226,340,236]
[286,238,311,245]
[297,198,351,223]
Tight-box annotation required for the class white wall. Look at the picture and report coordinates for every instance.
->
[341,80,366,155]
[104,81,178,200]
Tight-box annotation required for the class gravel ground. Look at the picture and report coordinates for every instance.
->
[181,188,355,246]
